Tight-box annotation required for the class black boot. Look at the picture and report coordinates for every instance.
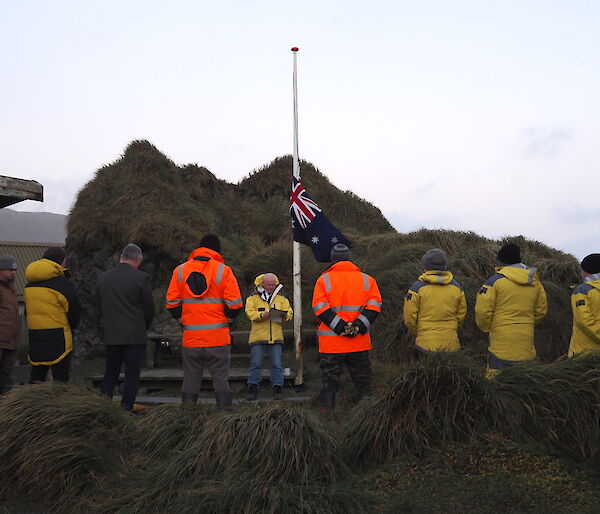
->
[319,391,336,411]
[247,384,258,401]
[272,385,282,401]
[215,391,233,410]
[181,392,198,405]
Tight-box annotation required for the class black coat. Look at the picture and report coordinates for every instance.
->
[95,263,155,346]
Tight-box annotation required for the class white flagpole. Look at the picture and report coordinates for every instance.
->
[291,46,303,387]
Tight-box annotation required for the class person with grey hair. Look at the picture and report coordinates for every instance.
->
[0,256,19,394]
[95,244,155,411]
[403,248,467,356]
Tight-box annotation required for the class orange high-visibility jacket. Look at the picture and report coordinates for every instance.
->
[165,247,243,348]
[312,261,382,353]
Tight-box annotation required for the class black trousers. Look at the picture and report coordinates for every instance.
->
[30,353,71,384]
[319,350,372,395]
[0,349,17,393]
[100,344,146,411]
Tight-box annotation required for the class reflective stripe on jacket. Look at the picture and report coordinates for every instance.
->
[475,263,547,362]
[24,259,81,365]
[568,275,600,356]
[403,270,467,352]
[312,260,382,354]
[165,247,243,348]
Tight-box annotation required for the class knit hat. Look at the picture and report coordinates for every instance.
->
[330,243,350,262]
[0,256,17,270]
[497,243,521,265]
[199,234,221,253]
[581,253,600,274]
[421,248,447,271]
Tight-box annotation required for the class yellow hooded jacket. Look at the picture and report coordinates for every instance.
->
[568,274,600,356]
[245,274,292,344]
[24,259,81,365]
[403,270,467,352]
[475,264,547,362]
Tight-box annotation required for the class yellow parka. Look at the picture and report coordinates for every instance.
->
[246,274,292,344]
[475,264,547,362]
[568,275,600,356]
[24,259,81,365]
[403,270,467,352]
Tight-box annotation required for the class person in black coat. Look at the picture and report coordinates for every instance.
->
[96,244,155,411]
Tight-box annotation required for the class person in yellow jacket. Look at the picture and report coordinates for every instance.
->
[24,247,81,384]
[475,243,547,377]
[568,253,600,357]
[312,244,382,410]
[165,234,243,408]
[403,248,467,355]
[245,273,292,401]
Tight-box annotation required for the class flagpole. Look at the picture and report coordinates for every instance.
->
[291,46,304,387]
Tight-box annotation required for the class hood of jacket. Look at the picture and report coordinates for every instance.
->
[496,263,539,286]
[25,258,66,283]
[418,270,454,285]
[188,247,224,264]
[583,274,600,291]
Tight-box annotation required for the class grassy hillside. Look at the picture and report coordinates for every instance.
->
[66,140,579,361]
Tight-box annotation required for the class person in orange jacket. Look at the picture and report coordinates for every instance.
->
[165,234,243,408]
[312,244,382,409]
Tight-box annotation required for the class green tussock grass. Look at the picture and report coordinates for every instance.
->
[343,353,493,463]
[492,354,600,462]
[173,404,347,485]
[0,384,135,509]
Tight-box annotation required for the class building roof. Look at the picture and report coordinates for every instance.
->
[0,241,63,299]
[0,175,43,208]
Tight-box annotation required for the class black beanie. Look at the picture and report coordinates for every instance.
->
[497,243,521,265]
[199,234,221,253]
[581,253,600,274]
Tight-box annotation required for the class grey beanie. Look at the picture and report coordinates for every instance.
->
[0,256,17,271]
[421,248,447,271]
[330,243,350,262]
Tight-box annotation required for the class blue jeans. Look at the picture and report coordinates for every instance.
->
[248,343,283,387]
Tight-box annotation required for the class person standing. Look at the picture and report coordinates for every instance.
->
[312,243,382,410]
[568,253,600,357]
[245,273,293,401]
[475,243,547,377]
[24,247,81,383]
[96,244,155,411]
[403,248,467,355]
[0,256,19,394]
[166,234,243,408]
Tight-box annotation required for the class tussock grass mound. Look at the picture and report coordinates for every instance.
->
[66,141,579,362]
[343,353,492,464]
[0,384,134,508]
[88,404,367,513]
[174,404,347,484]
[136,403,212,459]
[492,354,600,462]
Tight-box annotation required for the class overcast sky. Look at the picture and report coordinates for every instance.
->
[1,1,598,259]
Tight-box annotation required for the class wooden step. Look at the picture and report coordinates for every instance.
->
[87,367,297,392]
[115,394,312,406]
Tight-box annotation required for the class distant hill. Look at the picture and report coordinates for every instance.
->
[0,208,66,244]
[66,140,578,362]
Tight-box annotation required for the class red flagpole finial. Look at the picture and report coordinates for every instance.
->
[291,47,299,52]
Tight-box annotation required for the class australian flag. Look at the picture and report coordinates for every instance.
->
[290,177,351,262]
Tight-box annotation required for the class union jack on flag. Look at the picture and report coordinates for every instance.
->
[290,179,322,229]
[290,177,351,262]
